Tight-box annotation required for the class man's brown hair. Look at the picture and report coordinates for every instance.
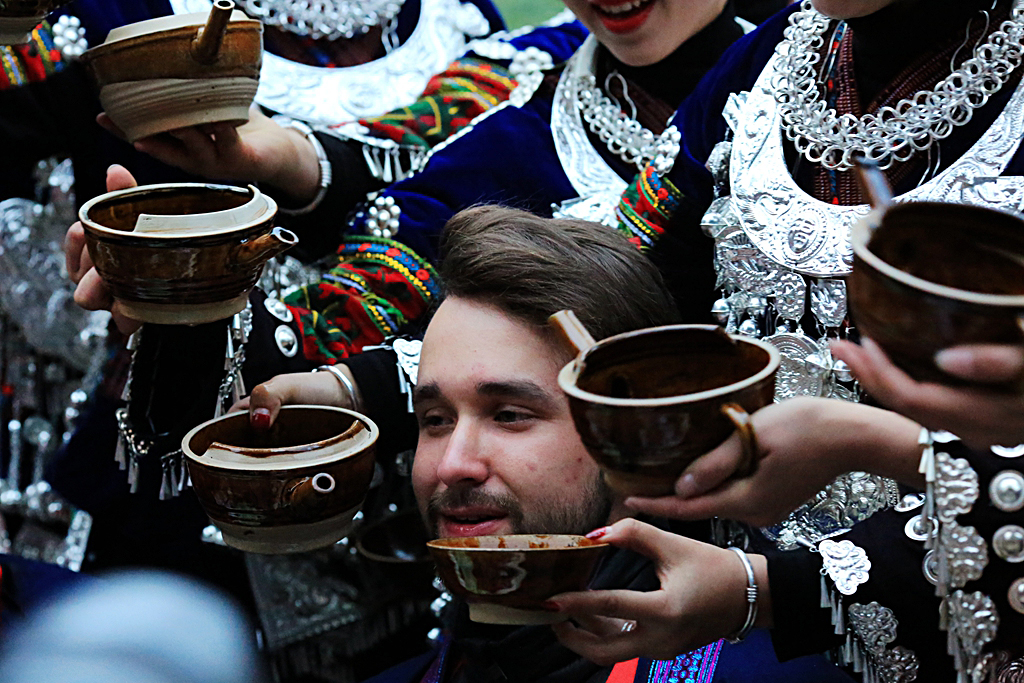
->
[437,205,679,348]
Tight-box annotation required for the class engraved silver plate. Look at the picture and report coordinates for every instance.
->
[763,331,824,400]
[993,525,1024,563]
[809,279,847,328]
[550,36,628,216]
[727,51,1024,279]
[170,0,490,124]
[820,539,871,596]
[990,470,1024,512]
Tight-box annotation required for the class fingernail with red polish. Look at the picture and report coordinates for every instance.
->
[585,527,609,540]
[542,600,561,612]
[252,408,271,430]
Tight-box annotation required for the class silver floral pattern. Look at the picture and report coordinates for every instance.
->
[846,602,920,683]
[946,590,999,659]
[820,539,871,596]
[940,521,988,589]
[935,452,980,523]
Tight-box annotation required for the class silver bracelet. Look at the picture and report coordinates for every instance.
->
[313,364,362,413]
[274,117,333,216]
[726,546,758,643]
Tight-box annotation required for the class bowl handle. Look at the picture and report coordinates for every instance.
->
[720,403,759,479]
[283,472,336,507]
[548,310,597,357]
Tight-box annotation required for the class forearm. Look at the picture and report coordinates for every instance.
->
[824,400,925,489]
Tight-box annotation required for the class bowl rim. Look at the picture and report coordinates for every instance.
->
[80,10,261,58]
[79,182,278,240]
[557,324,781,408]
[427,534,610,552]
[851,207,1024,308]
[181,405,379,471]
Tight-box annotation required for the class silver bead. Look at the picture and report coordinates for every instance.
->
[1009,578,1024,615]
[990,470,1024,513]
[993,525,1024,563]
[804,352,832,377]
[832,359,853,382]
[264,297,294,323]
[711,298,731,324]
[922,549,939,586]
[738,318,759,337]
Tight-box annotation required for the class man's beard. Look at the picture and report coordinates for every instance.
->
[425,473,612,538]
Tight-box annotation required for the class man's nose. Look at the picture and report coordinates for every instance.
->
[435,419,489,486]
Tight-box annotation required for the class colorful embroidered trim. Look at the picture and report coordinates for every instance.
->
[0,21,64,89]
[644,640,723,683]
[616,164,682,250]
[284,236,439,364]
[352,57,518,149]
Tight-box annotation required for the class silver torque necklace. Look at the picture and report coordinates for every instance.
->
[775,0,1024,172]
[243,0,405,41]
[571,37,680,170]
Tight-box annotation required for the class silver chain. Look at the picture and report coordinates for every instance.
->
[243,0,404,41]
[575,70,681,170]
[774,0,1024,171]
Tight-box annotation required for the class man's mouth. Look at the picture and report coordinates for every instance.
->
[591,0,656,33]
[438,507,510,537]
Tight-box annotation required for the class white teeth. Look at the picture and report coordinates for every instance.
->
[602,0,647,15]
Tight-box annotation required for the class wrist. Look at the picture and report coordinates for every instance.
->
[824,400,923,487]
[265,125,323,206]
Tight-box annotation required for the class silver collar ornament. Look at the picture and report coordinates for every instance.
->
[551,36,680,226]
[243,0,404,42]
[170,0,491,124]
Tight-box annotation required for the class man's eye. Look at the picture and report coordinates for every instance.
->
[418,413,452,431]
[494,410,532,424]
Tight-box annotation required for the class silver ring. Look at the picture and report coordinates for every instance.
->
[620,620,636,633]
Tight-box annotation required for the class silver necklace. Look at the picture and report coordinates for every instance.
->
[775,0,1024,171]
[243,0,405,41]
[571,37,680,170]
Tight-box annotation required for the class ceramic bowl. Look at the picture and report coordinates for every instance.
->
[427,534,608,625]
[558,324,779,496]
[80,1,262,142]
[182,406,379,554]
[0,0,64,45]
[849,202,1024,390]
[79,182,295,325]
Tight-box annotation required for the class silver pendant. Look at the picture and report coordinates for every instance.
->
[819,539,871,596]
[264,296,294,323]
[809,279,847,328]
[764,331,824,400]
[946,590,999,659]
[934,452,980,522]
[274,324,299,358]
[940,521,988,589]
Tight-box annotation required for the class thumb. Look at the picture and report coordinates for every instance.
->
[248,383,283,429]
[106,164,138,192]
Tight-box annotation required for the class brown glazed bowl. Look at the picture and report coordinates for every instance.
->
[182,406,378,554]
[80,2,262,141]
[0,0,65,45]
[849,202,1024,390]
[427,535,608,625]
[558,324,779,497]
[79,183,296,325]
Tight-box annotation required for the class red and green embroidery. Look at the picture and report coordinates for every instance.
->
[284,236,439,364]
[616,164,682,250]
[350,57,518,149]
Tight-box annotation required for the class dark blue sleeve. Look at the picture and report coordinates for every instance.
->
[351,98,576,264]
[508,20,589,64]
